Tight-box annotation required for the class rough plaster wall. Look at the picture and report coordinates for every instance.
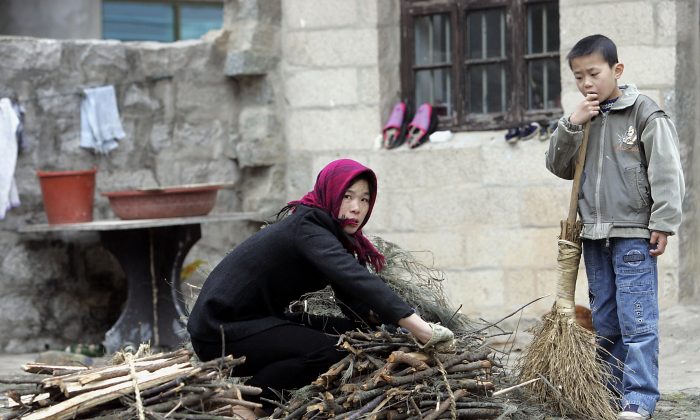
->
[282,0,687,324]
[0,0,285,352]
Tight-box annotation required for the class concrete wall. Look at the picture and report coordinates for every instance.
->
[0,0,101,39]
[282,0,693,324]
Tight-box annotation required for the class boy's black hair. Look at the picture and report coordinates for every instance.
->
[566,34,618,68]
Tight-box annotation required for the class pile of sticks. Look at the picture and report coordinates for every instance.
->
[269,330,513,419]
[2,348,262,420]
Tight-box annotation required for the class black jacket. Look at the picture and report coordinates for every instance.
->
[187,205,414,343]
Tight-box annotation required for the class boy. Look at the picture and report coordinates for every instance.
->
[546,34,685,420]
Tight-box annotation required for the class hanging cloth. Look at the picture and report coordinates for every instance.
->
[80,85,125,154]
[0,98,20,219]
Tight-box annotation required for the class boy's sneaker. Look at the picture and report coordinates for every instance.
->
[618,405,649,420]
[505,127,519,144]
[517,122,540,141]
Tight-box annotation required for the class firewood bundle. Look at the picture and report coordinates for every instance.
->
[269,330,512,419]
[3,348,262,420]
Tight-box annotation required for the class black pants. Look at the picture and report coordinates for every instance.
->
[191,314,356,408]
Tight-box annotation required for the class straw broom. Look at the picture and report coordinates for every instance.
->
[518,123,618,419]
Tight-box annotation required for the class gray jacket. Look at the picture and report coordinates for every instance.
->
[546,84,685,240]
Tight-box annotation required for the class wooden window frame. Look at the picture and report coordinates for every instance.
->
[401,0,561,131]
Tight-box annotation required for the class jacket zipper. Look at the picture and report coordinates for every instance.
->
[594,113,608,230]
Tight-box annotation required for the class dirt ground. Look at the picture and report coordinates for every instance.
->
[0,305,698,418]
[652,303,700,419]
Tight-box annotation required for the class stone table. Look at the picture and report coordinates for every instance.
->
[19,213,262,353]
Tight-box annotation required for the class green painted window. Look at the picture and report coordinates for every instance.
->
[103,1,223,42]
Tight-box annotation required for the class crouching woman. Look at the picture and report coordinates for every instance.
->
[186,158,453,417]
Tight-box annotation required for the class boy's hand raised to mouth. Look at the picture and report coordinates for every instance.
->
[570,93,600,125]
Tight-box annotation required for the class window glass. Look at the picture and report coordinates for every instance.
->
[467,9,505,59]
[103,1,223,42]
[416,69,452,117]
[180,4,223,40]
[414,14,451,65]
[469,64,506,114]
[545,58,561,109]
[527,2,560,110]
[414,14,452,117]
[103,2,174,42]
[528,60,544,109]
[528,59,560,110]
[528,2,559,53]
[545,3,560,52]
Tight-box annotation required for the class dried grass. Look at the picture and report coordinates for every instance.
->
[289,236,482,339]
[370,236,478,335]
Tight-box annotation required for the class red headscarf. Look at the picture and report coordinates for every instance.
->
[287,159,386,272]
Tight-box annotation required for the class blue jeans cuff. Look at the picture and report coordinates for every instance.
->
[623,397,654,417]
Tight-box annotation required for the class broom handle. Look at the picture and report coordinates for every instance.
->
[566,122,591,224]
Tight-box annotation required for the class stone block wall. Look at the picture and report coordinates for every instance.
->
[283,0,693,324]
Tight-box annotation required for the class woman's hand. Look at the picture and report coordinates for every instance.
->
[398,313,455,352]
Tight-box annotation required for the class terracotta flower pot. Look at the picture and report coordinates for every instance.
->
[37,168,96,224]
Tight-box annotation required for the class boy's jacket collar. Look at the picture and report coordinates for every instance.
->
[610,84,640,110]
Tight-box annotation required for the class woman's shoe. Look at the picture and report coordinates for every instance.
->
[382,102,409,149]
[406,103,438,149]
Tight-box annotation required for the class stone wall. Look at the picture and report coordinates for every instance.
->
[282,0,694,324]
[0,0,285,352]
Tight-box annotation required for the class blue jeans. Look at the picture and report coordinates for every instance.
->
[582,238,659,417]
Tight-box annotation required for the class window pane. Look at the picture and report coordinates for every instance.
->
[414,14,451,66]
[180,4,223,40]
[468,64,506,114]
[545,59,561,109]
[545,3,560,52]
[528,60,544,109]
[528,2,559,54]
[528,58,561,110]
[103,1,174,42]
[527,5,543,54]
[467,8,505,59]
[415,69,452,117]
